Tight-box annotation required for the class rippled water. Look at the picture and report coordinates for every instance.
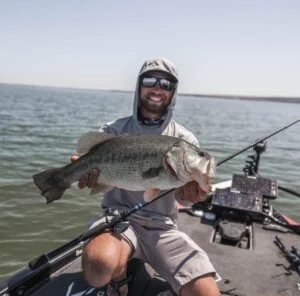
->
[0,83,299,279]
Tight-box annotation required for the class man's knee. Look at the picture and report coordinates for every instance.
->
[82,233,132,288]
[180,273,220,296]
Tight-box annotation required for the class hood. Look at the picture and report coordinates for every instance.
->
[132,57,179,134]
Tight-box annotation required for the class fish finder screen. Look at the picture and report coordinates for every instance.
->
[212,188,263,213]
[231,174,278,199]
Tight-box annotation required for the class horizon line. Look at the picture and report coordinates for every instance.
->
[1,81,300,101]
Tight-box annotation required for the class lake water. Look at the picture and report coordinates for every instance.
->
[0,83,299,280]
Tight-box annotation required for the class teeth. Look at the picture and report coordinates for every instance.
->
[149,96,162,102]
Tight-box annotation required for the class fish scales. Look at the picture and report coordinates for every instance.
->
[83,135,177,167]
[81,135,179,184]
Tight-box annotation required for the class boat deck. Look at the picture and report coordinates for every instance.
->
[20,211,300,296]
[178,212,300,296]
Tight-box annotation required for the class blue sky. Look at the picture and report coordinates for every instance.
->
[1,1,300,97]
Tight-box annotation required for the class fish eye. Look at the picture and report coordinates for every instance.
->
[199,152,205,157]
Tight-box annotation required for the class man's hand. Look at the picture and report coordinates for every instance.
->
[175,181,210,204]
[71,155,99,189]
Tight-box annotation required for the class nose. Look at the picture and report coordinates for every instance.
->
[152,82,163,93]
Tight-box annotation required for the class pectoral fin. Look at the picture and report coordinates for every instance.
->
[143,188,161,202]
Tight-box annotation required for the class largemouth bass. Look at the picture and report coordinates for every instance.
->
[33,132,216,204]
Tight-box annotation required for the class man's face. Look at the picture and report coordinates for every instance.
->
[139,71,176,119]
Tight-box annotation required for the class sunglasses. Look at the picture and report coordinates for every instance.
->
[141,76,177,91]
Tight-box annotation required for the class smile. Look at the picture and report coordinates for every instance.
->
[148,95,164,102]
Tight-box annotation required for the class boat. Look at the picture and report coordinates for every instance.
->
[1,121,300,296]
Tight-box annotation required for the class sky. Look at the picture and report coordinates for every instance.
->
[1,1,300,97]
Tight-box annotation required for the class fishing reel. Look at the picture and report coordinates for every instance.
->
[243,141,267,176]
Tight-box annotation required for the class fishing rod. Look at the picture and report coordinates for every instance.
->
[278,186,300,198]
[33,118,300,252]
[9,119,300,290]
[3,120,299,296]
[50,119,300,246]
[217,119,299,166]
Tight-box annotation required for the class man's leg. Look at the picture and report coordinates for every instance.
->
[133,222,220,296]
[82,231,132,288]
[180,273,220,296]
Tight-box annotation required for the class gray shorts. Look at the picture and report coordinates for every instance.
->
[90,209,216,294]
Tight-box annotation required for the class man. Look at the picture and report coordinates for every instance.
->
[72,57,220,296]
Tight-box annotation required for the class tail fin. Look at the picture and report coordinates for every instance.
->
[33,168,68,204]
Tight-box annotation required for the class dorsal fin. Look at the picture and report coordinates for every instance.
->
[76,132,116,155]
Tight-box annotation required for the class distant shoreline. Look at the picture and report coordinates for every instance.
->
[95,89,300,104]
[179,93,300,104]
[1,82,300,104]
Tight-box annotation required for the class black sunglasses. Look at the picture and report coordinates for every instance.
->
[141,76,177,91]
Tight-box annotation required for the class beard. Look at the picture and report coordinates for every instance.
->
[139,94,170,115]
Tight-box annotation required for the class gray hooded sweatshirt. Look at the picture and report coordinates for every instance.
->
[100,57,199,223]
